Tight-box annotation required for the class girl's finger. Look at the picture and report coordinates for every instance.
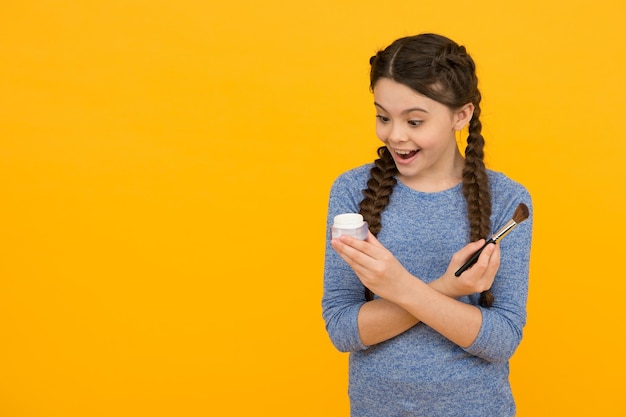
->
[472,242,495,271]
[332,238,375,270]
[337,234,386,261]
[483,243,501,276]
[364,230,383,247]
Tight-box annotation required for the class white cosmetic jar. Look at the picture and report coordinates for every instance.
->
[331,213,368,240]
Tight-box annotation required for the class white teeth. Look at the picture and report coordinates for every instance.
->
[396,149,417,155]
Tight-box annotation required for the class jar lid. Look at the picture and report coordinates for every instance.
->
[333,213,364,228]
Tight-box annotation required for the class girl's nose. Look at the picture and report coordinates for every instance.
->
[388,123,408,143]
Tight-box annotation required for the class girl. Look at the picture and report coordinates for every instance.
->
[322,33,533,416]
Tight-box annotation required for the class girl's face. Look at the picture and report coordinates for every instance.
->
[372,78,473,192]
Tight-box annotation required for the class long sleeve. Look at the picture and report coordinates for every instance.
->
[321,167,372,352]
[463,182,533,362]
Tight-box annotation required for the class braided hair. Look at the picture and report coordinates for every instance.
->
[360,34,494,307]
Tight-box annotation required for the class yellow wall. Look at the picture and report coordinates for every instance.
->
[1,1,625,415]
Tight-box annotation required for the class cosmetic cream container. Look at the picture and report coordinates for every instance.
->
[331,213,368,240]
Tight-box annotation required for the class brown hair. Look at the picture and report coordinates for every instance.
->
[359,33,494,307]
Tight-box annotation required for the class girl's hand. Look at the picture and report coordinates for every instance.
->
[331,231,413,301]
[437,239,501,299]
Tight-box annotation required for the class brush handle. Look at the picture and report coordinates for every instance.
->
[454,239,495,277]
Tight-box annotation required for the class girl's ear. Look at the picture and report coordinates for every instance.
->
[454,103,475,131]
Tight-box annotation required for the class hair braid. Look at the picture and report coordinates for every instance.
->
[358,146,397,300]
[359,147,398,236]
[462,99,494,307]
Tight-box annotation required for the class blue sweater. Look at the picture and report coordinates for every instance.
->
[322,165,533,417]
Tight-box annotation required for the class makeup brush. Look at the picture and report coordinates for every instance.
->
[455,203,530,277]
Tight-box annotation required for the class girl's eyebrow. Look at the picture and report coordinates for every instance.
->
[374,102,429,114]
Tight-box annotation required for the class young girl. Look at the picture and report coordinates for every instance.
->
[322,33,533,416]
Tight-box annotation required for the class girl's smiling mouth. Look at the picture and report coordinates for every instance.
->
[394,149,420,160]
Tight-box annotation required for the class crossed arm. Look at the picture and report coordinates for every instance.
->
[331,232,500,348]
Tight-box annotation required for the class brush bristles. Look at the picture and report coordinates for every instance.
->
[512,203,530,224]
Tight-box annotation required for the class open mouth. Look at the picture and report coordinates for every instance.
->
[395,149,420,160]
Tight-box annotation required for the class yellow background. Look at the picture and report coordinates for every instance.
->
[1,1,625,416]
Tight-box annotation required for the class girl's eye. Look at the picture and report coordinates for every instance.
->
[376,115,390,123]
[408,120,422,127]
